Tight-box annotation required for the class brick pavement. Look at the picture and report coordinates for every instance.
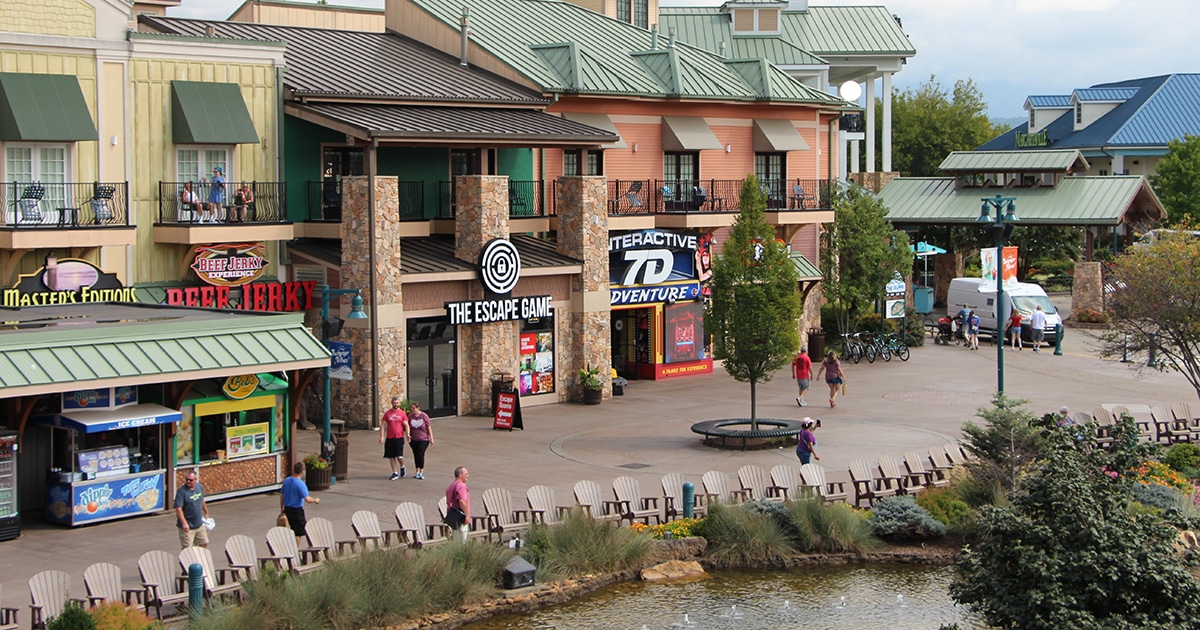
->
[1,317,1194,615]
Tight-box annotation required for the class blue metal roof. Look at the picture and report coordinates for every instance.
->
[980,74,1199,152]
[1027,95,1070,108]
[1073,87,1138,102]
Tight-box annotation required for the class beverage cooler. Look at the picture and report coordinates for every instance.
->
[0,430,18,541]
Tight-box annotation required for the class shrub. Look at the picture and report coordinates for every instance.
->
[1073,308,1110,324]
[868,495,946,541]
[1132,482,1184,512]
[784,498,881,554]
[1165,443,1200,477]
[915,488,973,529]
[48,603,95,630]
[1032,259,1076,276]
[88,602,161,630]
[522,508,651,580]
[1129,461,1193,494]
[695,502,794,565]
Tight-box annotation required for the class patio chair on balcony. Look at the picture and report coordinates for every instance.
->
[15,183,45,224]
[614,180,644,214]
[789,185,814,209]
[90,184,116,224]
[509,187,530,216]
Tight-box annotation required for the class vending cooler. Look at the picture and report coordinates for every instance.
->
[0,430,18,541]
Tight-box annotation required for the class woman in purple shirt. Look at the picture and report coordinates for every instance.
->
[795,418,820,465]
[407,402,434,480]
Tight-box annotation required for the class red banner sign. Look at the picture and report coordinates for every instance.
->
[165,280,317,312]
[493,391,523,431]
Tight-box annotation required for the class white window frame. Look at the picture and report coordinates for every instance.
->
[175,145,231,185]
[5,143,72,224]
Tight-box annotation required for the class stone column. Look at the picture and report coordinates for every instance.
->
[556,176,610,401]
[455,175,517,415]
[1072,261,1104,316]
[336,175,404,428]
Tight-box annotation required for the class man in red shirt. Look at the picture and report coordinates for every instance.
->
[791,346,812,407]
[445,466,470,542]
[379,397,410,480]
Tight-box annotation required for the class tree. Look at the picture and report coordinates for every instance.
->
[874,76,1009,177]
[707,176,802,428]
[958,394,1045,505]
[1151,134,1200,225]
[820,186,913,335]
[951,416,1198,629]
[1097,230,1200,401]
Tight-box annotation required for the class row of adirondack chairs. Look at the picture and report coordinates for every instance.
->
[847,445,967,507]
[1088,402,1200,446]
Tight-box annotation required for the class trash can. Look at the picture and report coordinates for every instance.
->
[330,419,350,483]
[490,371,515,415]
[914,287,935,315]
[807,328,825,361]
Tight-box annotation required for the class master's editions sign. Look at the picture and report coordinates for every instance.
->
[4,256,136,307]
[445,238,552,325]
[46,471,165,525]
[609,229,709,306]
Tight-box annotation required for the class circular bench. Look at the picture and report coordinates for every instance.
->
[690,418,809,451]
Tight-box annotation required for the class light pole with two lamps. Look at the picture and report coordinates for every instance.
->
[319,284,368,447]
[978,194,1019,394]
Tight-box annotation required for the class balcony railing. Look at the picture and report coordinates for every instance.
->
[159,181,287,224]
[306,180,427,222]
[0,181,129,228]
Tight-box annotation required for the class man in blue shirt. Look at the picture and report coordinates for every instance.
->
[281,462,320,544]
[174,472,210,549]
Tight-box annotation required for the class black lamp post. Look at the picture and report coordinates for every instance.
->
[319,285,368,446]
[978,194,1019,393]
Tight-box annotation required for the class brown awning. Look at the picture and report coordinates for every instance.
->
[662,116,723,151]
[753,118,810,152]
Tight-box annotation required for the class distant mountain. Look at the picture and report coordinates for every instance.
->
[990,116,1024,130]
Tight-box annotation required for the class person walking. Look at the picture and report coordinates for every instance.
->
[1009,309,1023,350]
[791,346,812,407]
[174,472,210,549]
[795,418,820,464]
[816,350,845,409]
[380,396,410,480]
[445,466,471,543]
[1030,305,1047,352]
[966,310,981,350]
[407,402,434,480]
[281,462,320,545]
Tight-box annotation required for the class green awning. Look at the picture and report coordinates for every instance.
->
[171,80,259,144]
[791,252,820,280]
[0,73,98,142]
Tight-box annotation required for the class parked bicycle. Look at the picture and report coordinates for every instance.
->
[840,332,864,364]
[880,332,911,362]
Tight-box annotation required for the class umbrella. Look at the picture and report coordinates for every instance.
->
[909,242,947,287]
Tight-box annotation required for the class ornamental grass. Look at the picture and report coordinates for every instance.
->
[522,508,652,581]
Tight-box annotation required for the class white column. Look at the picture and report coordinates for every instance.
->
[838,129,848,182]
[865,77,876,173]
[882,71,893,173]
[1111,153,1125,175]
[850,140,860,174]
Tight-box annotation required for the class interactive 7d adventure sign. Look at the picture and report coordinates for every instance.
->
[445,238,552,326]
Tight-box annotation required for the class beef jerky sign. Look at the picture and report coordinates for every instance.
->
[445,238,551,325]
[192,243,268,286]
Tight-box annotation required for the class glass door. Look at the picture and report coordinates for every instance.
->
[406,318,457,418]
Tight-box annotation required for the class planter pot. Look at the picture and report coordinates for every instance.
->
[583,388,603,405]
[307,466,332,491]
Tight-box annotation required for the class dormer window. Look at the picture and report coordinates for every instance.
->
[731,7,781,34]
[1029,110,1035,130]
[617,0,649,29]
[1075,102,1082,124]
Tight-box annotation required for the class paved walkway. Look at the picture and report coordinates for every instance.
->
[2,317,1194,614]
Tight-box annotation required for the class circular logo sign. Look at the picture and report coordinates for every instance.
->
[479,238,521,295]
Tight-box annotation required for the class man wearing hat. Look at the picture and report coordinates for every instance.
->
[207,166,227,223]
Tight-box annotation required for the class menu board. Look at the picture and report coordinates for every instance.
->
[78,447,130,478]
[226,422,269,459]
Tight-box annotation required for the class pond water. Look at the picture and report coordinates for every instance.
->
[469,564,987,629]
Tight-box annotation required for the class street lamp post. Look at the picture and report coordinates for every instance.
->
[319,284,368,447]
[978,194,1019,394]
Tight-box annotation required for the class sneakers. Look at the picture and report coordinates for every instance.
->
[414,472,424,480]
[389,472,399,481]
[796,397,805,407]
[400,466,407,478]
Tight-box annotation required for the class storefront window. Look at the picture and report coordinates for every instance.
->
[518,316,555,395]
[176,407,194,465]
[197,405,274,462]
[664,302,706,364]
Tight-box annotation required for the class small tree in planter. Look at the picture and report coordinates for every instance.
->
[577,364,604,405]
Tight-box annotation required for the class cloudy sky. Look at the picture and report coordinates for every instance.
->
[171,0,1199,120]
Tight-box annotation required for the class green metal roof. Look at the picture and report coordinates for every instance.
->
[878,176,1166,226]
[406,0,843,104]
[661,5,915,58]
[171,80,259,144]
[791,252,820,279]
[0,73,98,142]
[0,304,329,398]
[938,150,1090,173]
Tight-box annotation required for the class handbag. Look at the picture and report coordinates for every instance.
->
[443,506,466,529]
[276,512,288,528]
[841,382,849,396]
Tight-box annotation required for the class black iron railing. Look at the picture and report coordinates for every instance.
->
[159,181,287,224]
[606,180,652,215]
[307,180,341,222]
[0,181,129,228]
[398,181,425,221]
[508,180,546,218]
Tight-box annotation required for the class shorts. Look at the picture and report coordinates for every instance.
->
[796,378,810,391]
[284,507,307,538]
[826,377,843,385]
[1032,329,1045,342]
[383,437,405,459]
[796,448,812,465]
[178,525,209,549]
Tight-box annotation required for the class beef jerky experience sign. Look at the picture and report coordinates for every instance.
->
[445,238,551,325]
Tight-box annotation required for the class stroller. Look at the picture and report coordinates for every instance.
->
[934,317,954,345]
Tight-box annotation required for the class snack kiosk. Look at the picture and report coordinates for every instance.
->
[31,387,179,527]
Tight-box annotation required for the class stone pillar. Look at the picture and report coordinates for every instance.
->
[455,175,517,415]
[556,176,610,402]
[1072,261,1104,317]
[336,175,404,428]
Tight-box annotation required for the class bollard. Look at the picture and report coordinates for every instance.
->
[1121,333,1133,363]
[1053,324,1063,356]
[682,482,695,519]
[1148,333,1158,368]
[188,562,204,617]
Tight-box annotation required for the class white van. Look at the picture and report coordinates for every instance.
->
[947,277,1062,344]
